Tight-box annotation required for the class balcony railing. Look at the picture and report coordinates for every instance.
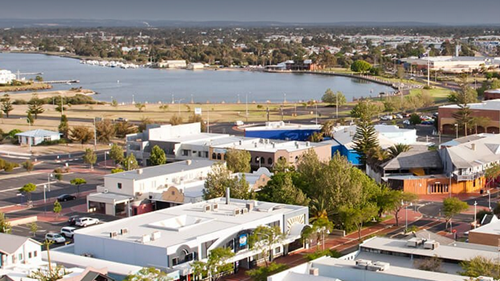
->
[453,171,484,182]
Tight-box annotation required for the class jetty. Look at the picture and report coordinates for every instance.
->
[43,80,80,84]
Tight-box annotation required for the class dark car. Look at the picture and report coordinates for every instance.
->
[57,194,76,202]
[67,215,79,226]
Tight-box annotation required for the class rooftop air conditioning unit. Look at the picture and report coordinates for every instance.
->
[103,189,109,194]
[212,203,219,211]
[110,231,118,238]
[242,208,248,214]
[406,237,424,248]
[423,240,439,250]
[355,259,372,270]
[246,202,254,212]
[367,261,390,272]
[120,228,129,235]
[233,209,241,216]
[151,231,161,241]
[204,204,212,212]
[141,234,151,243]
[309,268,319,276]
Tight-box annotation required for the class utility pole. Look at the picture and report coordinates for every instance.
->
[93,117,97,152]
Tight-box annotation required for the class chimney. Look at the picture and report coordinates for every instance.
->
[471,143,476,151]
[226,187,230,205]
[186,159,192,165]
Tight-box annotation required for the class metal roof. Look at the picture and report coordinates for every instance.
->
[0,233,40,255]
[15,129,61,138]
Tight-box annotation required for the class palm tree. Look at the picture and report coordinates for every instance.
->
[387,143,411,159]
[367,146,390,167]
[309,198,330,223]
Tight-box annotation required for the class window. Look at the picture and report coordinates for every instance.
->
[172,257,179,266]
[274,247,281,254]
[117,183,122,189]
[212,153,216,159]
[268,158,273,165]
[34,251,37,257]
[18,253,22,261]
[29,252,32,258]
[182,150,189,156]
[217,153,222,160]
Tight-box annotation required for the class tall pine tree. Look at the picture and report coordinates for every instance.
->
[352,120,379,167]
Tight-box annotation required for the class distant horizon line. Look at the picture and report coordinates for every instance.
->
[1,18,500,27]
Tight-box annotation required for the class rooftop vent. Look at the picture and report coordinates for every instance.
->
[212,203,219,211]
[423,240,439,250]
[140,234,151,244]
[246,202,254,212]
[186,160,192,165]
[233,209,241,216]
[151,231,161,241]
[355,259,372,269]
[471,143,476,151]
[137,169,143,175]
[109,231,118,239]
[204,204,211,212]
[367,261,390,272]
[120,228,128,235]
[309,268,319,276]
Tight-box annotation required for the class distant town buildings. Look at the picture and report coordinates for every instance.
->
[0,69,16,84]
[403,56,500,74]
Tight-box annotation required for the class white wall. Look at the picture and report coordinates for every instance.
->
[1,240,41,268]
[148,123,201,141]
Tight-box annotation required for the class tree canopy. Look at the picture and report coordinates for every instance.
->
[203,163,253,200]
[149,145,167,166]
[224,148,251,173]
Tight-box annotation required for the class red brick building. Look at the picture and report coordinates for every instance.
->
[484,89,500,101]
[438,100,500,135]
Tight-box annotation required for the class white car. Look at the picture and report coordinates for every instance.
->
[61,226,77,238]
[45,233,66,243]
[75,217,100,227]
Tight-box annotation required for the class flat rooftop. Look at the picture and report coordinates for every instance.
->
[75,198,307,248]
[211,137,328,153]
[440,99,500,111]
[104,159,216,181]
[270,257,465,281]
[151,133,230,144]
[244,122,321,131]
[361,237,500,262]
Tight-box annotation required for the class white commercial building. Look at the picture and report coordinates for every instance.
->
[15,129,62,146]
[156,60,187,68]
[87,159,216,216]
[0,69,16,84]
[74,198,309,279]
[403,56,500,73]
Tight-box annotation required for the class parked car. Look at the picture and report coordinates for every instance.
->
[61,226,77,238]
[395,114,403,119]
[45,233,66,243]
[380,115,393,121]
[67,215,79,226]
[57,194,76,202]
[403,120,411,125]
[234,120,244,126]
[116,117,128,122]
[75,217,99,227]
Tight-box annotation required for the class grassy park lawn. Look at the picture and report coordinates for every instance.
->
[409,87,453,104]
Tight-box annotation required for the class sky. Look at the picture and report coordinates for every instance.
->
[2,0,500,25]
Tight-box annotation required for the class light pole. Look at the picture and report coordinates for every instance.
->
[315,102,318,125]
[104,151,109,168]
[47,173,53,192]
[454,124,458,139]
[488,190,491,210]
[474,201,477,229]
[43,184,47,214]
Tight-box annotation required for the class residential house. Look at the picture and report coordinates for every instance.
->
[15,129,61,146]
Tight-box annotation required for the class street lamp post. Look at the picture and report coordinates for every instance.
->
[43,184,47,214]
[454,124,458,139]
[47,173,53,192]
[488,190,491,210]
[474,201,477,229]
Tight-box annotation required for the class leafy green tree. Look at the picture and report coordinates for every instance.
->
[257,171,310,206]
[486,162,500,187]
[53,201,62,219]
[448,77,478,135]
[70,178,86,196]
[149,145,167,166]
[246,262,289,281]
[301,217,333,249]
[124,267,171,281]
[460,256,500,279]
[138,117,153,132]
[1,94,13,118]
[111,99,118,108]
[350,100,382,121]
[111,168,124,173]
[350,60,372,73]
[248,225,285,266]
[20,183,37,202]
[109,144,125,165]
[0,212,12,233]
[58,115,69,139]
[192,247,235,281]
[340,204,378,240]
[135,103,146,112]
[27,111,34,125]
[70,126,94,146]
[27,94,45,119]
[96,119,116,143]
[307,132,324,142]
[29,221,38,237]
[387,143,411,158]
[123,153,139,171]
[388,191,418,227]
[203,163,252,200]
[353,120,379,167]
[35,75,43,82]
[409,113,422,125]
[224,148,251,173]
[22,160,35,172]
[83,148,97,169]
[28,264,69,281]
[321,89,346,107]
[443,197,469,232]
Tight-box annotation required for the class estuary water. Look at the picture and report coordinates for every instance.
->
[0,52,394,103]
